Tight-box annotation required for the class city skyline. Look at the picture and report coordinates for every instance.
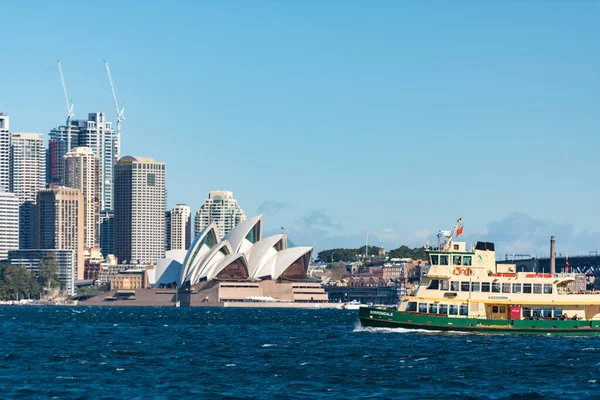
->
[1,2,599,255]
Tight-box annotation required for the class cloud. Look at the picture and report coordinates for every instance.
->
[301,209,342,230]
[466,211,600,257]
[256,201,291,216]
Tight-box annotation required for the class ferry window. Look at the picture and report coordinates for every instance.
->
[492,282,501,293]
[463,256,472,266]
[502,283,511,293]
[492,306,499,313]
[481,282,490,292]
[523,307,532,318]
[459,281,469,291]
[439,304,448,314]
[449,304,458,315]
[553,308,563,318]
[523,283,532,294]
[544,284,553,294]
[451,281,459,291]
[459,304,468,315]
[406,302,417,312]
[532,308,542,318]
[542,308,552,318]
[471,282,481,292]
[512,283,522,293]
[431,255,439,265]
[429,304,438,314]
[533,284,542,294]
[440,255,449,265]
[499,306,506,313]
[453,256,462,265]
[428,280,439,290]
[440,280,449,290]
[419,303,427,313]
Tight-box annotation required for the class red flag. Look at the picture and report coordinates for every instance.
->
[456,224,464,237]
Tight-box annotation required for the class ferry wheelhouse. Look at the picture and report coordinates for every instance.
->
[360,220,600,335]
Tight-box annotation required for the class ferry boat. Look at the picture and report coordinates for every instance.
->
[360,219,600,335]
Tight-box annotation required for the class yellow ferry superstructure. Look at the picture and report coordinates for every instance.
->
[406,239,600,321]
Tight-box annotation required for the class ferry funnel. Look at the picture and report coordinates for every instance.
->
[550,236,556,274]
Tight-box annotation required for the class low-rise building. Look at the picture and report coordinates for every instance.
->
[110,270,149,290]
[7,249,76,296]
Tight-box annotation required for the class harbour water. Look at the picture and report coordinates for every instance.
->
[1,306,599,399]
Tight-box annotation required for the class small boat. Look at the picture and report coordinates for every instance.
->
[342,300,366,310]
[175,301,180,307]
[360,219,600,336]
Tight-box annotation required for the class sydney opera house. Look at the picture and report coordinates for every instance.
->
[153,215,329,305]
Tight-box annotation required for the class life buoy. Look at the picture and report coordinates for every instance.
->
[465,267,473,276]
[453,267,462,276]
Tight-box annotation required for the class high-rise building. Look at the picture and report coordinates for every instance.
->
[76,113,118,211]
[63,147,100,249]
[99,211,114,257]
[0,113,10,192]
[48,120,83,186]
[8,249,76,296]
[169,204,191,251]
[10,133,46,249]
[114,156,165,264]
[37,188,84,280]
[164,210,171,251]
[194,191,246,239]
[0,189,19,261]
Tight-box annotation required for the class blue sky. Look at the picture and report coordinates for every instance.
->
[1,1,599,255]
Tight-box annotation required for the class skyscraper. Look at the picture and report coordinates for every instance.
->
[114,156,165,264]
[10,133,46,249]
[48,120,82,186]
[0,189,19,261]
[0,113,10,192]
[63,147,100,249]
[76,113,118,212]
[194,191,246,239]
[99,211,114,257]
[169,204,191,251]
[164,210,171,251]
[37,188,84,280]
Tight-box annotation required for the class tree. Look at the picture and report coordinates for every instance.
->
[0,264,41,300]
[37,253,60,289]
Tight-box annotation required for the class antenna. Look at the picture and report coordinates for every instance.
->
[57,60,75,153]
[103,59,125,157]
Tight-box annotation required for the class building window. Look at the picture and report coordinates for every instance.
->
[147,173,156,187]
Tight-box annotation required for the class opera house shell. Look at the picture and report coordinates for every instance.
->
[155,215,327,303]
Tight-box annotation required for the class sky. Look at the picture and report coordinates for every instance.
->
[1,1,599,255]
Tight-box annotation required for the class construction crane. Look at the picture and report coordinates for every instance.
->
[103,59,125,156]
[57,60,75,152]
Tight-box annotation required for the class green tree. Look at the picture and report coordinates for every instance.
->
[37,253,60,289]
[0,264,41,300]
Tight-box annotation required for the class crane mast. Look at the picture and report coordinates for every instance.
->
[57,60,75,154]
[103,60,124,159]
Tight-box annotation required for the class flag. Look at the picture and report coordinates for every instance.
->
[566,255,570,273]
[456,223,464,237]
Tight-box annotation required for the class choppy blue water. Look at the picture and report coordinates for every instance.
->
[1,307,599,399]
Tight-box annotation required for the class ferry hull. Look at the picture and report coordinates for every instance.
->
[359,307,600,336]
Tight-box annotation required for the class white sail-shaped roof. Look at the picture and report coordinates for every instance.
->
[222,215,263,253]
[253,247,312,280]
[189,240,233,284]
[180,223,218,285]
[246,234,287,278]
[205,253,249,281]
